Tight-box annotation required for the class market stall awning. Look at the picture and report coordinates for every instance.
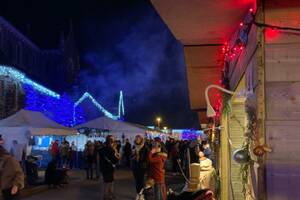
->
[0,109,76,136]
[75,116,152,136]
[151,0,254,120]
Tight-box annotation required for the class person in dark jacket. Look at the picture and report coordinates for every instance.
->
[123,139,132,168]
[0,146,24,200]
[84,141,95,180]
[45,160,67,187]
[99,135,119,200]
[131,135,149,196]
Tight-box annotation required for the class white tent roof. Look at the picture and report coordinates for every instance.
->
[75,116,150,136]
[0,109,76,136]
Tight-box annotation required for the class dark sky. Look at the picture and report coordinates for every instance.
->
[0,0,199,129]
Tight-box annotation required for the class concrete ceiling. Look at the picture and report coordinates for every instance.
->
[151,0,255,116]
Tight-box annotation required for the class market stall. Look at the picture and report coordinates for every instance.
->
[75,116,152,144]
[0,109,76,152]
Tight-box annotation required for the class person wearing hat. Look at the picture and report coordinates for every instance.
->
[0,145,24,200]
[99,135,120,200]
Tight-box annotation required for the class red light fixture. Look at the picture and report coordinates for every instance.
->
[249,8,253,13]
[240,22,244,27]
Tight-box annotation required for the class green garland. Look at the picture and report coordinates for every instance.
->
[222,93,232,115]
[239,142,250,197]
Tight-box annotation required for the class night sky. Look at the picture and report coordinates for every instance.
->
[0,0,199,129]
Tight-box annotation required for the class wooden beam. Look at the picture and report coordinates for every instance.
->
[256,0,267,199]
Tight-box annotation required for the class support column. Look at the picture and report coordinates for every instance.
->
[220,114,229,200]
[255,0,266,199]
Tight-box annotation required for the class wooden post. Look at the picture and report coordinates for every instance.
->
[220,114,229,200]
[256,0,267,199]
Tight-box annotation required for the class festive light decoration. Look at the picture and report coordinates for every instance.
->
[1,65,125,125]
[0,65,60,98]
[24,84,85,127]
[73,91,125,122]
[211,8,255,119]
[118,91,125,117]
[181,129,200,141]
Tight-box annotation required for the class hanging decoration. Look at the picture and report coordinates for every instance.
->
[233,148,250,164]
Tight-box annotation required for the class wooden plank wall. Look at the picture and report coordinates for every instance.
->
[265,5,300,200]
[229,103,247,200]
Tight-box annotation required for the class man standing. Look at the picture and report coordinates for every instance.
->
[0,146,24,200]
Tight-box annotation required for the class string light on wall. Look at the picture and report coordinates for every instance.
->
[0,65,60,98]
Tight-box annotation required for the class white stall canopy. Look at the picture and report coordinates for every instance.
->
[0,109,76,136]
[75,116,151,139]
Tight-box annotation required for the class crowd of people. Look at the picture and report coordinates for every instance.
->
[0,133,215,200]
[59,134,215,200]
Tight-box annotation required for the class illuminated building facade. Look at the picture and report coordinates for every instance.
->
[0,17,80,119]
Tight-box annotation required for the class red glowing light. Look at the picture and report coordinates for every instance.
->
[233,47,237,51]
[265,28,280,39]
[240,22,244,27]
[240,46,244,50]
[249,8,253,13]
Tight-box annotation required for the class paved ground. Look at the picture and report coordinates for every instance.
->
[24,168,185,200]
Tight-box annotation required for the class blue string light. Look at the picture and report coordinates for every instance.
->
[74,92,121,121]
[1,65,125,125]
[24,84,85,127]
[0,65,60,98]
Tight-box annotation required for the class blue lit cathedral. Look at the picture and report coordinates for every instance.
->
[0,16,80,122]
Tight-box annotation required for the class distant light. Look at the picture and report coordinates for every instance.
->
[249,8,254,13]
[239,22,244,27]
[163,127,167,130]
[156,117,161,122]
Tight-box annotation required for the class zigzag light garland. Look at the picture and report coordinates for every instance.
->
[74,91,125,122]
